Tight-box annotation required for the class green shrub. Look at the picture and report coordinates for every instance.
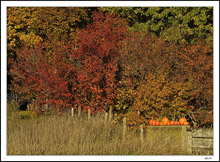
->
[18,111,37,119]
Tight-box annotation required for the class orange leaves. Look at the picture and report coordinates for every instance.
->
[117,30,212,128]
[8,8,212,127]
[124,110,146,130]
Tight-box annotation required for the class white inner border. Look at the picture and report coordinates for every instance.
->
[1,1,219,161]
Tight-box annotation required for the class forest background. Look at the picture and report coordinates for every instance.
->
[6,6,214,129]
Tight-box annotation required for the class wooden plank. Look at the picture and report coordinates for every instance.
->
[192,138,213,148]
[192,128,213,138]
[145,126,182,151]
[192,147,213,155]
[181,126,188,153]
[187,129,192,154]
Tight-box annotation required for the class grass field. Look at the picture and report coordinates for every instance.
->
[7,111,188,155]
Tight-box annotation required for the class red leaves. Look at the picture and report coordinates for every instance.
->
[10,41,74,110]
[70,11,127,112]
[9,11,127,113]
[9,9,212,128]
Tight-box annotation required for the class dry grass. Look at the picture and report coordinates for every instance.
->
[7,112,189,155]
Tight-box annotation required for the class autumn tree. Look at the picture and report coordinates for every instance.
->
[168,40,213,127]
[69,11,127,113]
[115,31,213,128]
[7,7,95,57]
[9,11,127,114]
[7,7,97,95]
[9,41,75,113]
[8,7,213,127]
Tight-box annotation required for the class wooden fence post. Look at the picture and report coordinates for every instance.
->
[140,124,144,145]
[71,107,74,117]
[78,105,81,116]
[123,117,126,141]
[187,127,192,154]
[109,106,112,122]
[88,109,91,121]
[104,112,108,124]
[181,126,188,153]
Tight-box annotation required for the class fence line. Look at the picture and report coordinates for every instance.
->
[69,106,212,155]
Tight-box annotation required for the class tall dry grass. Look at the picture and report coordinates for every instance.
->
[7,112,186,155]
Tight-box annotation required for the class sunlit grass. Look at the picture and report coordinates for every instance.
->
[7,111,191,155]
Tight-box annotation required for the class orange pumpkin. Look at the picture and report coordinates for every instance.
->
[162,117,169,125]
[167,122,171,126]
[170,120,175,125]
[174,121,179,125]
[152,120,156,126]
[149,119,154,126]
[160,122,164,126]
[155,121,160,126]
[179,118,187,125]
[183,122,189,125]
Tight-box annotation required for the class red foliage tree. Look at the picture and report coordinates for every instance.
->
[70,11,127,113]
[9,11,127,114]
[170,40,213,127]
[9,41,74,113]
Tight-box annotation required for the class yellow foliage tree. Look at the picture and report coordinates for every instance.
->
[7,7,93,58]
[134,68,194,122]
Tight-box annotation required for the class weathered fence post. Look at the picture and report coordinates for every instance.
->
[123,117,126,141]
[88,109,91,121]
[78,105,81,116]
[181,126,188,153]
[109,106,112,122]
[71,107,74,117]
[104,112,108,124]
[187,127,192,154]
[140,124,144,145]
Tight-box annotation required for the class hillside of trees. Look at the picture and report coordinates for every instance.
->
[7,7,213,128]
